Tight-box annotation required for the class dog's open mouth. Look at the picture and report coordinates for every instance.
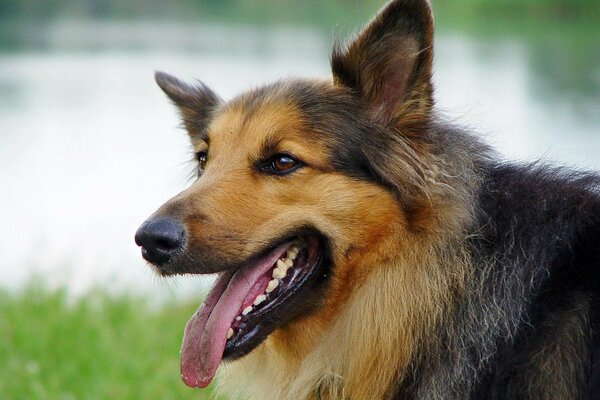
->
[180,235,324,388]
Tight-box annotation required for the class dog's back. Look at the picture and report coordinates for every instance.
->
[470,164,600,399]
[383,127,600,399]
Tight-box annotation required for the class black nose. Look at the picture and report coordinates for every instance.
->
[135,217,185,265]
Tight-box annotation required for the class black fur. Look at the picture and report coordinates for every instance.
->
[394,160,600,399]
[239,79,600,398]
[469,165,600,399]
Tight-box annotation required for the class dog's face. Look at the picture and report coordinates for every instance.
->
[135,0,435,389]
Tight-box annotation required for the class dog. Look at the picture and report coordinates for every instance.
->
[134,0,600,398]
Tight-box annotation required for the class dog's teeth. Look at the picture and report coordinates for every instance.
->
[235,316,241,321]
[254,294,267,306]
[287,248,298,260]
[242,306,253,316]
[277,258,293,270]
[283,257,294,267]
[266,279,279,293]
[272,266,286,279]
[227,328,234,339]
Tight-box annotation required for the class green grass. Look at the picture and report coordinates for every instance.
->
[0,283,217,400]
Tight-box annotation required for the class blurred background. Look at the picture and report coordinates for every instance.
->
[0,0,599,398]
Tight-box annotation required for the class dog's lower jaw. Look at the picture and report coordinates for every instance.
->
[214,251,463,400]
[215,291,405,400]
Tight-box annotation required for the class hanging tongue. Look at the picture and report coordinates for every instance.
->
[180,243,290,388]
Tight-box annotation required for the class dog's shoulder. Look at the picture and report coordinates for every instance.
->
[477,162,600,251]
[468,162,600,399]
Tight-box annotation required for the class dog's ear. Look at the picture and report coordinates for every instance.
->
[155,71,221,142]
[331,0,434,127]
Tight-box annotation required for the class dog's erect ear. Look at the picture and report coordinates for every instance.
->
[155,71,221,142]
[331,0,434,127]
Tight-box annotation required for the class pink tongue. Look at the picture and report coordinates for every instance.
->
[180,243,290,388]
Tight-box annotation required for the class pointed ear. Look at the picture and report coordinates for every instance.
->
[331,0,434,127]
[155,71,221,142]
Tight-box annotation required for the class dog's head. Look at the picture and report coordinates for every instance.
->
[135,0,435,388]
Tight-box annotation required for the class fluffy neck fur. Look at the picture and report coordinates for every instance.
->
[216,240,471,400]
[215,125,485,400]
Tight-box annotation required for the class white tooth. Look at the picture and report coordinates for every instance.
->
[276,259,288,270]
[266,279,279,293]
[235,316,241,321]
[272,266,286,279]
[227,328,234,339]
[283,257,294,267]
[253,294,267,306]
[287,249,298,260]
[242,306,253,316]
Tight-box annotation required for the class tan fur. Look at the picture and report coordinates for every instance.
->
[152,81,477,399]
[198,95,477,399]
[217,232,471,400]
[150,1,486,397]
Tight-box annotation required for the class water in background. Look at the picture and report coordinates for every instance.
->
[0,15,598,297]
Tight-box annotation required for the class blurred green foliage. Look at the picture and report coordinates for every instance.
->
[0,283,217,400]
[1,0,598,50]
[0,0,598,26]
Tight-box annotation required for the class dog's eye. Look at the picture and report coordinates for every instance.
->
[272,155,297,171]
[262,154,301,175]
[196,151,208,171]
